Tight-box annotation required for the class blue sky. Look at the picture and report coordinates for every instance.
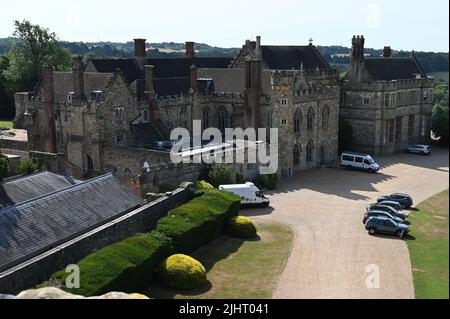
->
[0,0,448,52]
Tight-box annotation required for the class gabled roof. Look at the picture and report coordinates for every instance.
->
[52,72,114,103]
[260,45,330,70]
[0,172,78,209]
[0,173,144,272]
[88,59,143,84]
[132,120,168,148]
[364,57,427,81]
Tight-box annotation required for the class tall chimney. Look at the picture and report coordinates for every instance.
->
[43,65,57,153]
[134,38,147,57]
[190,65,198,91]
[255,36,262,59]
[383,46,392,58]
[144,65,160,119]
[185,41,195,58]
[72,55,85,105]
[351,35,365,63]
[244,59,262,129]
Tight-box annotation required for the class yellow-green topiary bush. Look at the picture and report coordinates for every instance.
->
[196,180,214,190]
[157,254,207,290]
[226,216,257,239]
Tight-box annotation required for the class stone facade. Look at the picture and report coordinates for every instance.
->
[340,36,434,155]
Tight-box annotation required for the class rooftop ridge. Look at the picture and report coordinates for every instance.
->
[0,173,115,211]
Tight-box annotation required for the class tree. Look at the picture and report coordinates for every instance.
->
[432,104,449,146]
[3,20,71,94]
[15,160,39,175]
[338,117,354,153]
[0,153,9,180]
[207,163,232,187]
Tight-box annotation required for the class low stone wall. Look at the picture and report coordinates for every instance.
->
[0,139,28,152]
[0,184,194,295]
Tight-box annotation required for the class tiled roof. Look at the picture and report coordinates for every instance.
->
[0,172,77,209]
[132,120,169,148]
[0,173,144,272]
[364,57,427,81]
[88,59,142,84]
[260,45,330,70]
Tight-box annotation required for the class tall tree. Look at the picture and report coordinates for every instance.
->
[3,20,71,93]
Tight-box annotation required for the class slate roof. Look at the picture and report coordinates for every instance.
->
[260,45,330,70]
[0,172,78,209]
[364,57,427,81]
[132,120,169,148]
[0,173,144,272]
[89,57,233,96]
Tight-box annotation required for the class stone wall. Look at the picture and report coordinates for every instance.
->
[0,185,194,295]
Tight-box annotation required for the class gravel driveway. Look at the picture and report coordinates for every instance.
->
[241,147,449,299]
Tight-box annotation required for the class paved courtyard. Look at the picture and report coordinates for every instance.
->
[241,147,449,299]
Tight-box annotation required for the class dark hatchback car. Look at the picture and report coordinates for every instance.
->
[366,204,406,220]
[365,216,409,238]
[377,193,413,209]
[363,210,405,224]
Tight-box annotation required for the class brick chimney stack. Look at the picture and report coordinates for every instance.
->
[72,55,85,105]
[144,65,160,119]
[255,35,262,59]
[190,65,198,91]
[134,38,147,58]
[42,65,57,153]
[383,46,392,58]
[185,42,195,58]
[351,35,365,63]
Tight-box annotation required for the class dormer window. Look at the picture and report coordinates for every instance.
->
[67,92,74,105]
[90,91,103,102]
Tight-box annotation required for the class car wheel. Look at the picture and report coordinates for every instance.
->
[369,228,376,235]
[421,151,426,155]
[368,168,374,173]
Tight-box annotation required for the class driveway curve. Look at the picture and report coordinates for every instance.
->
[242,147,449,299]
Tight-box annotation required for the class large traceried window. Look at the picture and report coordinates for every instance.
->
[307,107,315,132]
[293,144,301,166]
[322,106,329,129]
[294,109,301,134]
[306,141,314,162]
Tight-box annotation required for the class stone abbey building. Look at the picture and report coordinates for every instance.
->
[12,35,432,187]
[340,36,433,155]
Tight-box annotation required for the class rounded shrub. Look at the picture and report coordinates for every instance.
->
[157,254,207,290]
[226,216,257,239]
[196,180,214,190]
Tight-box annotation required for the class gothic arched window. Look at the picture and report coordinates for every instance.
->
[218,108,229,134]
[322,105,330,129]
[307,107,315,132]
[306,140,314,162]
[293,144,301,166]
[294,109,301,134]
[203,107,210,128]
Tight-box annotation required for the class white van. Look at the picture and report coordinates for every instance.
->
[219,182,270,207]
[341,151,380,173]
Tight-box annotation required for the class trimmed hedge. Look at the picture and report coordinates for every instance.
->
[226,216,258,239]
[43,188,240,296]
[156,189,240,253]
[157,254,207,290]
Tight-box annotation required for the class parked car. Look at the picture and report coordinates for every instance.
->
[366,204,406,220]
[363,210,405,224]
[377,200,402,212]
[377,193,413,209]
[405,144,431,155]
[340,151,380,173]
[219,182,270,207]
[365,216,409,238]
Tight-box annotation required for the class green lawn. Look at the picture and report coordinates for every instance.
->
[144,219,294,299]
[429,71,449,85]
[0,121,13,128]
[407,190,449,299]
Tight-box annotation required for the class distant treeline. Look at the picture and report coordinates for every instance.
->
[1,37,447,72]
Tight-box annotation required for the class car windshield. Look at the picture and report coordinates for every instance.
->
[255,191,265,198]
[367,158,375,164]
